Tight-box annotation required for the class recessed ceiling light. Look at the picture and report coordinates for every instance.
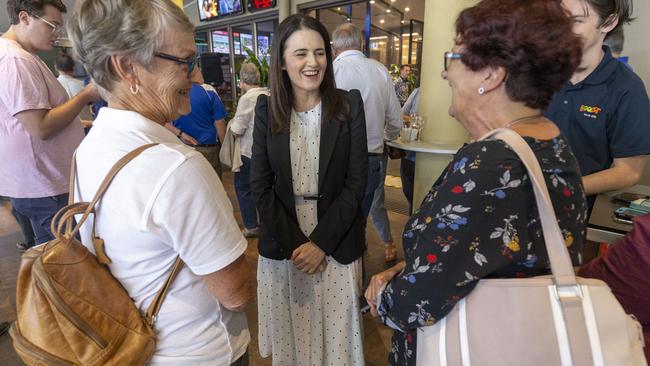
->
[370,0,375,3]
[391,0,396,2]
[337,7,341,10]
[405,7,410,12]
[386,9,391,13]
[401,20,405,24]
[380,19,385,23]
[347,17,351,21]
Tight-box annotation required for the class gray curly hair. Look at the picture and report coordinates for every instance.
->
[239,62,261,86]
[66,0,194,93]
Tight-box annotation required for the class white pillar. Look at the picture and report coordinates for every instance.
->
[413,0,478,206]
[279,0,291,21]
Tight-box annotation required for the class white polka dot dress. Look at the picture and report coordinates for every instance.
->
[257,102,365,365]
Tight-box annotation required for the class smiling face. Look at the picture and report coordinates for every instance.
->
[562,0,614,65]
[440,45,485,124]
[134,29,201,122]
[282,28,327,100]
[400,65,410,79]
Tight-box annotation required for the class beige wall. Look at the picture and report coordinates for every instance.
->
[291,0,312,14]
[625,0,650,94]
[624,1,650,185]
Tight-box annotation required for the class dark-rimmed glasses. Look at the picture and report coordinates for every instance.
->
[33,14,64,36]
[154,52,201,78]
[444,51,463,71]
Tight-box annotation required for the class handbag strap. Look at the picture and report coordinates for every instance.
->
[479,128,578,289]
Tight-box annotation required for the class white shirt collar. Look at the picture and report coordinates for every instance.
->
[334,49,365,63]
[93,107,179,144]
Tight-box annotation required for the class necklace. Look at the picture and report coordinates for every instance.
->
[505,114,542,128]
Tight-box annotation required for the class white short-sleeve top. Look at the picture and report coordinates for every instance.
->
[74,107,249,365]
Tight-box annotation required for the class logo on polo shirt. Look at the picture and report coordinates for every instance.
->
[579,105,602,119]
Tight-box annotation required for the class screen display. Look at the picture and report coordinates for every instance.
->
[219,0,243,16]
[257,35,269,56]
[197,0,219,21]
[248,0,276,11]
[233,32,241,55]
[212,30,230,54]
[198,0,243,21]
[240,33,253,55]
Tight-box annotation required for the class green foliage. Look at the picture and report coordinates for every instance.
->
[243,47,269,87]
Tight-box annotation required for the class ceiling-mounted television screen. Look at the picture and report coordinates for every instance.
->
[219,0,243,16]
[198,0,243,21]
[248,0,276,12]
[212,30,230,54]
[198,0,218,21]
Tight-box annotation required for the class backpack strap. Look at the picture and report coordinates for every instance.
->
[66,144,159,255]
[67,142,186,325]
[145,257,184,327]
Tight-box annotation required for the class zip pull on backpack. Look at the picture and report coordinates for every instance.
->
[9,143,184,365]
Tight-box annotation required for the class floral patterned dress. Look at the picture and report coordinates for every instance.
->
[377,136,588,365]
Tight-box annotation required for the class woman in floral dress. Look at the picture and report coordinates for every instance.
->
[365,0,588,364]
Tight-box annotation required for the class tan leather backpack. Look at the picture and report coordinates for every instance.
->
[9,144,184,365]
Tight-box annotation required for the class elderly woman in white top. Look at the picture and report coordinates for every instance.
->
[66,0,254,365]
[229,62,269,238]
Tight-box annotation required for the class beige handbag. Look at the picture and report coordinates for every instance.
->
[415,128,647,366]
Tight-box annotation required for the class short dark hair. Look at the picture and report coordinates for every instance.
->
[7,0,66,25]
[400,64,410,71]
[268,14,348,133]
[455,0,581,110]
[582,0,634,34]
[604,26,625,54]
[55,52,75,73]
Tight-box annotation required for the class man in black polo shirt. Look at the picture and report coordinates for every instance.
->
[546,0,650,211]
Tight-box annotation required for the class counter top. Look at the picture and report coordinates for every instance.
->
[587,185,650,244]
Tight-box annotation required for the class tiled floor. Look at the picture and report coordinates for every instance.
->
[0,162,410,365]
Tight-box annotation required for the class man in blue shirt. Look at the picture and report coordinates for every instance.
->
[167,83,227,177]
[545,0,650,211]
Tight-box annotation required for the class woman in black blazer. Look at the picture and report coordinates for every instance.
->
[250,14,368,365]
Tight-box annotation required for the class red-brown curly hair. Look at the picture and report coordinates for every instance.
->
[456,0,582,109]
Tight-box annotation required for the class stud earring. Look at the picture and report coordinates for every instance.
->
[478,87,485,95]
[130,84,140,95]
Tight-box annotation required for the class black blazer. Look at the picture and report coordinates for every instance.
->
[250,89,368,265]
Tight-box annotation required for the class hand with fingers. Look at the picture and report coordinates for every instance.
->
[364,261,406,317]
[180,132,198,146]
[291,241,326,274]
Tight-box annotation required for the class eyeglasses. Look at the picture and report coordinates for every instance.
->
[444,51,463,71]
[154,52,201,78]
[33,15,64,36]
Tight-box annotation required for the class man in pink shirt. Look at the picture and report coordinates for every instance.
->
[0,0,99,249]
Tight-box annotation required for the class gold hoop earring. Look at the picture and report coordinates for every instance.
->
[130,84,140,95]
